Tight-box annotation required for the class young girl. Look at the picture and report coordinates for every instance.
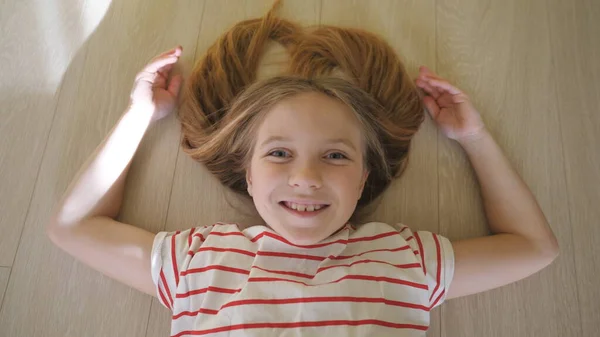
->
[47,8,559,337]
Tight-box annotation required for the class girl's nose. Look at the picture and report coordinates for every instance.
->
[288,163,323,189]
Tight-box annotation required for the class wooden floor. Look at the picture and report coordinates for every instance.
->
[0,0,598,336]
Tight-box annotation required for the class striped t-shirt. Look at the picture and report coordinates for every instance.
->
[151,221,454,337]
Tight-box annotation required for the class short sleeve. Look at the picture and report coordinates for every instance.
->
[399,227,455,308]
[151,226,212,310]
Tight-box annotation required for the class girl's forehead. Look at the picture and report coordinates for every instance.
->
[256,92,363,144]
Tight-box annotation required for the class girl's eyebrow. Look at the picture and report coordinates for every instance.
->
[260,136,357,151]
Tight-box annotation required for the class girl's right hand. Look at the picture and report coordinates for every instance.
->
[415,66,487,145]
[130,45,184,122]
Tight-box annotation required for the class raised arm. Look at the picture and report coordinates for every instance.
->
[46,46,184,296]
[415,66,559,299]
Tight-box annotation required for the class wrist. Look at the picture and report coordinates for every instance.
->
[127,101,156,121]
[457,128,492,152]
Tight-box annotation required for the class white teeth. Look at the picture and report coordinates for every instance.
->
[284,202,326,212]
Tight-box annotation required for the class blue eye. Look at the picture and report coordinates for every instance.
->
[327,152,348,160]
[268,150,289,158]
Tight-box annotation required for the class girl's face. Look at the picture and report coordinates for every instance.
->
[246,92,369,245]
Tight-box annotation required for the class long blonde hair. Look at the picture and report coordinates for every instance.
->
[178,1,424,221]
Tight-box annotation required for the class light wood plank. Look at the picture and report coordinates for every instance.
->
[547,0,600,335]
[436,0,581,336]
[0,0,89,267]
[319,1,440,336]
[0,1,203,336]
[0,268,9,308]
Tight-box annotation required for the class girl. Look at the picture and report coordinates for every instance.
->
[47,7,558,337]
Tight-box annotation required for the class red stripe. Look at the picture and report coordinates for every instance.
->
[414,233,426,274]
[429,234,442,301]
[177,260,423,298]
[188,227,196,248]
[180,265,250,277]
[414,250,420,255]
[257,245,412,261]
[173,308,218,319]
[429,289,445,309]
[398,226,409,234]
[158,284,171,310]
[171,319,427,336]
[189,227,408,258]
[209,231,245,238]
[173,296,429,320]
[171,231,181,287]
[160,269,174,308]
[252,266,314,279]
[257,250,324,261]
[333,245,411,260]
[248,274,427,290]
[177,286,241,299]
[220,296,430,311]
[405,236,414,241]
[251,230,401,249]
[317,260,422,274]
[177,260,422,298]
[190,246,257,257]
[192,232,206,241]
[347,231,400,243]
[184,245,412,263]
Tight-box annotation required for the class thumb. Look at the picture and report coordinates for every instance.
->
[168,74,183,97]
[423,96,440,120]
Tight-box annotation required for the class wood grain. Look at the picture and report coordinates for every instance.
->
[0,268,9,309]
[547,0,600,335]
[0,0,89,267]
[0,1,203,336]
[436,0,582,336]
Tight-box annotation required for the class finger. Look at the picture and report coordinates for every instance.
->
[421,80,440,100]
[437,93,455,107]
[419,65,439,78]
[426,78,463,95]
[152,74,167,88]
[416,79,441,99]
[167,74,183,97]
[152,45,183,63]
[419,72,444,85]
[158,64,173,78]
[423,96,440,120]
[143,45,182,73]
[144,55,179,74]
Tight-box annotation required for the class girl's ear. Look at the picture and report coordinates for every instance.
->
[358,170,369,199]
[246,169,253,197]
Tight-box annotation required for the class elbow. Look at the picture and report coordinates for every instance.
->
[46,220,63,246]
[536,232,560,267]
[46,213,73,247]
[545,238,560,263]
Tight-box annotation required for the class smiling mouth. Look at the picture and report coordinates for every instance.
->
[279,201,330,216]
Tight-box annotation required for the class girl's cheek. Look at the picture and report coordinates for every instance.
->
[258,162,287,181]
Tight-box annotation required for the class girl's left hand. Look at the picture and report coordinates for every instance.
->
[129,45,184,121]
[415,66,487,145]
